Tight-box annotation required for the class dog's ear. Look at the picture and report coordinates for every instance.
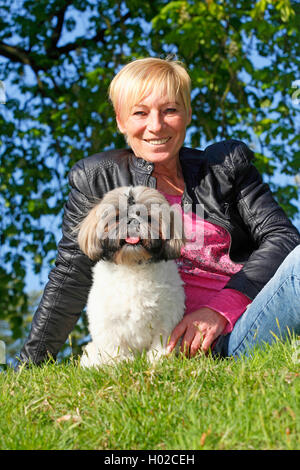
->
[77,204,103,261]
[161,208,186,260]
[162,238,184,260]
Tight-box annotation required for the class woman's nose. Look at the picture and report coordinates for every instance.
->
[147,111,164,132]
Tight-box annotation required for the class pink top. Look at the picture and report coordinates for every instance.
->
[162,193,252,334]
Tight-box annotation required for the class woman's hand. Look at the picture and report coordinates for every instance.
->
[167,307,228,357]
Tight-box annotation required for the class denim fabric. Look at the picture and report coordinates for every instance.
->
[213,244,300,358]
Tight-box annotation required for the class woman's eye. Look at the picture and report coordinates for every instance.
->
[164,108,177,113]
[133,111,146,116]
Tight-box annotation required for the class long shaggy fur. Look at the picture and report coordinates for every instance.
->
[78,186,185,367]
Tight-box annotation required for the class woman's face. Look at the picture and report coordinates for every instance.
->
[117,91,191,164]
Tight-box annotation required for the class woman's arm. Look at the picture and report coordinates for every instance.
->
[168,141,300,356]
[19,160,96,365]
[225,142,300,299]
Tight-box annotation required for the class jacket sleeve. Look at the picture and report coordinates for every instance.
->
[19,160,97,365]
[225,141,300,299]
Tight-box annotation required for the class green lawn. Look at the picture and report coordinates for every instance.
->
[0,340,299,450]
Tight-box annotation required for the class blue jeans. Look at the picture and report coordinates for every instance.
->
[213,244,300,358]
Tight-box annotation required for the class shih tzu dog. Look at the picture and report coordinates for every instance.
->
[77,186,185,367]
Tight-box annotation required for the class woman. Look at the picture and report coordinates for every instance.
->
[19,57,300,365]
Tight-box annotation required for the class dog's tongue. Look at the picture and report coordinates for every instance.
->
[125,236,140,245]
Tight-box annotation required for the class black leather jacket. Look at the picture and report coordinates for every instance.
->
[19,139,300,365]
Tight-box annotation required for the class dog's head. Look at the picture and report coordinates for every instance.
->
[77,186,185,265]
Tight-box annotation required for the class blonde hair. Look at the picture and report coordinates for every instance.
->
[108,57,191,121]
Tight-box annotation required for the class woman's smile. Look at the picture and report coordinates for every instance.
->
[144,137,171,146]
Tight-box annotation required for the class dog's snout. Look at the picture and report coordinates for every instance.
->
[127,218,140,238]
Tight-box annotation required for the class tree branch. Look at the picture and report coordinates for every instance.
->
[0,42,32,67]
[55,28,107,56]
[0,42,49,95]
[49,2,71,50]
[50,10,132,57]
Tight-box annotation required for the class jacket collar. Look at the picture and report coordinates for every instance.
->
[129,153,154,174]
[128,146,197,175]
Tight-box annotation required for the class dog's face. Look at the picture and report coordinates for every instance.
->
[77,186,185,265]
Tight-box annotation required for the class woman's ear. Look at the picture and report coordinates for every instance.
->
[187,107,192,125]
[116,114,126,134]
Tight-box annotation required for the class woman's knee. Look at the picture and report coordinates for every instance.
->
[267,244,300,295]
[284,244,300,275]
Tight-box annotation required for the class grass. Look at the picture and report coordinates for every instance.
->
[0,339,299,450]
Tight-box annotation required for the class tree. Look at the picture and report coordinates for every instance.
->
[0,0,165,342]
[0,290,40,365]
[152,0,300,210]
[0,0,299,344]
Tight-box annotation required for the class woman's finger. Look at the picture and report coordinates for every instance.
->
[180,324,196,355]
[181,321,207,356]
[189,330,205,357]
[166,318,188,353]
[201,332,215,353]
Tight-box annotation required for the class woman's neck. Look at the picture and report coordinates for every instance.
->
[152,158,184,196]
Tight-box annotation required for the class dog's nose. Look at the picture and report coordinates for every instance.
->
[127,218,140,229]
[127,218,139,225]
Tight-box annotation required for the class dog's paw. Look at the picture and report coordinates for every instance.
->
[80,342,102,368]
[146,347,168,365]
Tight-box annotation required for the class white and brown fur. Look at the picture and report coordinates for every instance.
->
[77,186,185,367]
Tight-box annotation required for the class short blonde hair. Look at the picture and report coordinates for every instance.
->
[109,57,191,121]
